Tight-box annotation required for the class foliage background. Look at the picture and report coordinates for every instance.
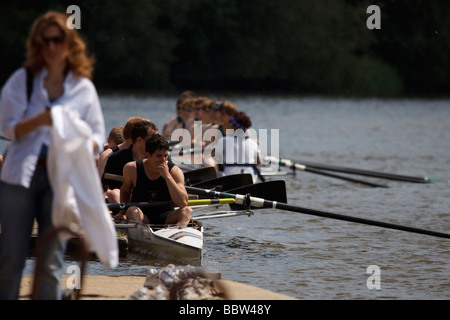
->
[0,0,449,97]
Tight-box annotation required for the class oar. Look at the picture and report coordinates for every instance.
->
[185,184,450,240]
[265,156,388,188]
[104,172,254,193]
[108,198,235,211]
[298,160,436,183]
[183,166,217,184]
[103,173,123,182]
[226,180,287,210]
[192,173,253,191]
[193,209,254,220]
[168,140,181,146]
[104,166,219,185]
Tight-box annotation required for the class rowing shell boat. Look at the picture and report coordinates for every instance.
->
[116,220,204,265]
[112,198,240,265]
[115,211,256,265]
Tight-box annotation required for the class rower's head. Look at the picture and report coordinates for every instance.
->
[230,111,252,130]
[123,117,150,141]
[203,99,217,122]
[218,101,237,126]
[223,111,251,133]
[176,90,196,115]
[193,97,210,120]
[180,98,195,120]
[107,126,124,148]
[130,119,158,155]
[145,133,170,158]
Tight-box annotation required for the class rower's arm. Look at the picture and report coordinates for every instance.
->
[115,163,136,220]
[120,163,136,203]
[166,166,189,208]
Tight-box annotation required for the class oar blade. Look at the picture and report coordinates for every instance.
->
[183,166,217,185]
[227,180,287,210]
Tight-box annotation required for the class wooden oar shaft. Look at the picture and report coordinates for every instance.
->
[185,185,450,240]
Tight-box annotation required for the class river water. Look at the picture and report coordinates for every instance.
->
[5,95,449,299]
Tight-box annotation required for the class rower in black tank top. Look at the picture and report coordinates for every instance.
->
[131,159,175,223]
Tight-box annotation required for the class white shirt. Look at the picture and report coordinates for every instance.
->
[0,67,105,188]
[215,133,261,182]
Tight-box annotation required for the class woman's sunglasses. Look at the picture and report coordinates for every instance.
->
[42,34,65,45]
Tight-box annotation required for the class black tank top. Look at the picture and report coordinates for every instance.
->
[131,160,175,205]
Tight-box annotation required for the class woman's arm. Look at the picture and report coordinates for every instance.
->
[14,108,52,139]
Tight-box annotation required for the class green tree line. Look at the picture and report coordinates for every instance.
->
[0,0,449,97]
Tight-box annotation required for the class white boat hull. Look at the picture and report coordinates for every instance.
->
[121,221,203,264]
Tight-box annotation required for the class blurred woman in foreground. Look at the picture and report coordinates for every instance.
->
[0,11,106,299]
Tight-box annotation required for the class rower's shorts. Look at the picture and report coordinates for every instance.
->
[143,209,173,225]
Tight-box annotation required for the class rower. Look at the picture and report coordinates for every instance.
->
[217,101,237,135]
[115,133,192,227]
[162,90,196,140]
[102,119,157,203]
[211,111,264,183]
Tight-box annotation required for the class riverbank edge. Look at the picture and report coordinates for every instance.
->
[19,274,298,300]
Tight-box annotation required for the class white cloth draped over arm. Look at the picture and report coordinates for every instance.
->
[47,105,118,269]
